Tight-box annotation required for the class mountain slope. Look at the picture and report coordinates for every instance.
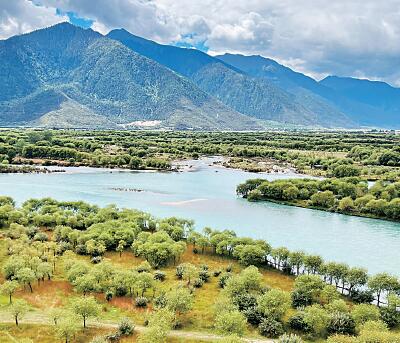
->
[0,23,262,130]
[216,53,355,128]
[320,76,400,126]
[218,53,400,128]
[108,29,341,127]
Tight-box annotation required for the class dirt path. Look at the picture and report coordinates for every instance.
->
[0,311,274,342]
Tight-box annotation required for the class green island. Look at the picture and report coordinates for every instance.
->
[237,177,400,222]
[0,196,399,343]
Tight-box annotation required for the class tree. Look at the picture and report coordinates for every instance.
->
[136,272,155,296]
[288,251,305,275]
[257,289,290,321]
[71,296,100,328]
[214,310,247,337]
[16,267,36,293]
[116,240,126,257]
[165,286,193,320]
[0,280,19,304]
[179,263,198,286]
[345,267,368,296]
[367,273,399,306]
[55,314,80,343]
[9,299,29,326]
[303,255,323,274]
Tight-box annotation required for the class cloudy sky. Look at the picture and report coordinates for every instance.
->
[1,0,400,85]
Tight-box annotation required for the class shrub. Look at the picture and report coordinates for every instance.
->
[154,270,166,281]
[243,306,264,326]
[135,297,148,307]
[351,304,380,326]
[115,285,128,297]
[199,264,209,271]
[288,312,311,332]
[199,270,210,282]
[291,289,312,308]
[193,278,204,288]
[154,293,167,309]
[105,332,121,342]
[349,289,374,304]
[136,261,151,273]
[258,318,284,338]
[233,293,257,312]
[176,265,184,279]
[91,256,102,264]
[214,310,247,337]
[219,272,232,288]
[327,312,356,335]
[213,270,222,277]
[277,334,304,343]
[118,317,135,336]
[105,290,113,302]
[226,264,233,272]
[380,306,400,328]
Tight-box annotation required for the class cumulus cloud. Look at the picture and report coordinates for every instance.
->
[3,0,400,85]
[0,0,67,39]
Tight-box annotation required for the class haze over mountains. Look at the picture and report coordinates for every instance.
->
[0,22,399,130]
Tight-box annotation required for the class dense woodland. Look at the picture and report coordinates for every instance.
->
[0,196,399,342]
[0,130,399,180]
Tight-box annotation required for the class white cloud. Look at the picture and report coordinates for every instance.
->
[3,0,400,85]
[0,0,67,39]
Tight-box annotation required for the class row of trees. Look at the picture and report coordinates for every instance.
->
[237,177,400,220]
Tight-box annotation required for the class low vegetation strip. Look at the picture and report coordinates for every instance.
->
[0,196,399,343]
[237,177,400,221]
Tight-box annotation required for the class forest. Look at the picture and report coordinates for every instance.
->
[0,196,399,342]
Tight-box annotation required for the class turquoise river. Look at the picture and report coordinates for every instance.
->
[1,157,399,276]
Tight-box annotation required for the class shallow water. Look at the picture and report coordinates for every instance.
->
[1,157,399,275]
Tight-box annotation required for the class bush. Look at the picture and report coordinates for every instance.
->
[233,293,257,312]
[199,264,209,271]
[349,289,374,304]
[91,256,102,264]
[288,312,310,332]
[380,306,400,328]
[176,265,184,279]
[327,312,356,335]
[105,332,121,342]
[198,270,210,282]
[118,317,135,336]
[291,289,312,308]
[277,334,304,343]
[219,272,232,288]
[135,297,148,307]
[226,264,233,272]
[136,261,151,273]
[213,270,222,277]
[258,318,284,338]
[115,285,128,297]
[154,293,167,309]
[154,270,166,281]
[243,306,264,326]
[105,290,113,302]
[193,278,204,288]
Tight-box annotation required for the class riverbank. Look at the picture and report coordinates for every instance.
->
[0,164,65,174]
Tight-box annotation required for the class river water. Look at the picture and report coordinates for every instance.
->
[0,157,399,276]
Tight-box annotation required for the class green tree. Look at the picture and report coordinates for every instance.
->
[0,280,19,304]
[367,273,399,306]
[71,296,100,328]
[54,314,80,343]
[351,304,381,326]
[9,299,29,326]
[303,304,329,336]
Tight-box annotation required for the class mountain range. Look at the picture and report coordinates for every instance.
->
[0,22,399,130]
